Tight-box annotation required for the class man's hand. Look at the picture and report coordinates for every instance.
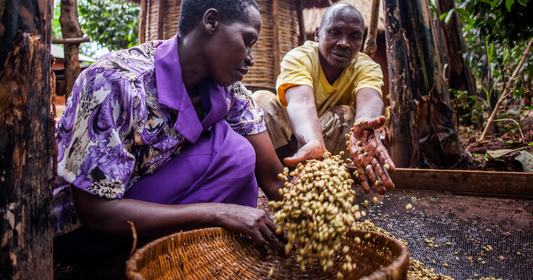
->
[284,139,328,167]
[348,115,396,194]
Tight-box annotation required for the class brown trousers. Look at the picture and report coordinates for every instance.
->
[253,90,355,158]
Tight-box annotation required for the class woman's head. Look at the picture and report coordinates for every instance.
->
[178,0,262,87]
[179,0,259,36]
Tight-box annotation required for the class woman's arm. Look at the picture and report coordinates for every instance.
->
[245,132,284,202]
[71,186,286,257]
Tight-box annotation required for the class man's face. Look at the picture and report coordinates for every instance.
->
[315,9,364,72]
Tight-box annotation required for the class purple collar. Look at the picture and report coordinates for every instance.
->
[155,35,228,143]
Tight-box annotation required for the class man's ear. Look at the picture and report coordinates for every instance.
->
[314,27,320,42]
[203,8,220,35]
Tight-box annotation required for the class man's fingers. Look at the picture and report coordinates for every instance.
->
[376,148,396,173]
[284,149,307,167]
[284,155,302,167]
[372,157,394,190]
[353,116,386,135]
[366,164,379,189]
[360,178,371,194]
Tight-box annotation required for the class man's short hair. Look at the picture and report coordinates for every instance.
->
[178,0,260,36]
[319,3,363,29]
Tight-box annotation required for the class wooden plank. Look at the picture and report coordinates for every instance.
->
[389,168,533,197]
[139,0,147,44]
[272,0,280,79]
[157,0,165,40]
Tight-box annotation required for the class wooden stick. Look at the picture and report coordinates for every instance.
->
[363,0,380,58]
[480,37,533,141]
[52,37,90,44]
[157,0,165,40]
[295,0,306,45]
[139,0,147,44]
[273,0,280,79]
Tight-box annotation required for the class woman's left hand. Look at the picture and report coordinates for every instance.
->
[348,115,396,194]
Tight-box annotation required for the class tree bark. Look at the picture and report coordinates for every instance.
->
[436,0,476,111]
[0,0,55,279]
[59,0,83,99]
[383,0,461,169]
[364,0,380,59]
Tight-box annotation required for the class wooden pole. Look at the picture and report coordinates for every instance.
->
[273,0,280,79]
[59,0,83,100]
[157,0,165,40]
[0,0,55,279]
[139,0,147,44]
[52,37,90,44]
[364,0,380,58]
[295,0,306,45]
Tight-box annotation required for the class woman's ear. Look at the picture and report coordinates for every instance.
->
[203,8,219,35]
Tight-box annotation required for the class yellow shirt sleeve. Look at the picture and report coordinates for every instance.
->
[351,54,384,97]
[275,42,316,107]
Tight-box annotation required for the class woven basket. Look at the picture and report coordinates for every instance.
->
[126,227,409,280]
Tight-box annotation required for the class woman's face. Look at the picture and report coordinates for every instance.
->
[206,6,262,87]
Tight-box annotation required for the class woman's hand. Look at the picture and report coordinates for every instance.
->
[216,205,287,259]
[348,115,396,194]
[283,139,328,167]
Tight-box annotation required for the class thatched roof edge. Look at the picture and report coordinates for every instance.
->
[303,0,385,35]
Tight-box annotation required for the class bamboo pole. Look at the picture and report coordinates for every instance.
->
[480,37,533,141]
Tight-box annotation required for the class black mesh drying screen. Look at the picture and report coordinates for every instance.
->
[353,188,533,280]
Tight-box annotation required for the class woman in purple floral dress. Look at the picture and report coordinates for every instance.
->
[53,0,286,271]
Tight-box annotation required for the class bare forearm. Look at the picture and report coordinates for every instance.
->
[71,186,226,238]
[285,85,324,146]
[246,132,284,201]
[355,88,384,120]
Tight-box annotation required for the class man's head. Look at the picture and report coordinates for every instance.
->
[178,0,259,36]
[314,3,365,75]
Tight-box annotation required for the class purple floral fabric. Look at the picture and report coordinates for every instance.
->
[53,40,265,236]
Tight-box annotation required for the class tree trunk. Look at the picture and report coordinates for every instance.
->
[0,0,55,279]
[383,0,461,169]
[59,0,83,99]
[436,0,476,97]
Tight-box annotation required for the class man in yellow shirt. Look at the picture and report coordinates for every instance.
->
[253,3,395,194]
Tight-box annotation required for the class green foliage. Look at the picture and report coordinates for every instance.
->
[450,88,488,129]
[78,0,140,52]
[52,2,62,40]
[440,0,532,132]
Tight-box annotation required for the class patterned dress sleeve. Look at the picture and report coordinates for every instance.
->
[225,82,266,136]
[55,66,138,199]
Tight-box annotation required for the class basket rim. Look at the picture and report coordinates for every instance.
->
[126,227,410,280]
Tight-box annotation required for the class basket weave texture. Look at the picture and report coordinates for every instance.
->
[126,227,409,280]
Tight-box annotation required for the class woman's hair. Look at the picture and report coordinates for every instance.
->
[178,0,259,36]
